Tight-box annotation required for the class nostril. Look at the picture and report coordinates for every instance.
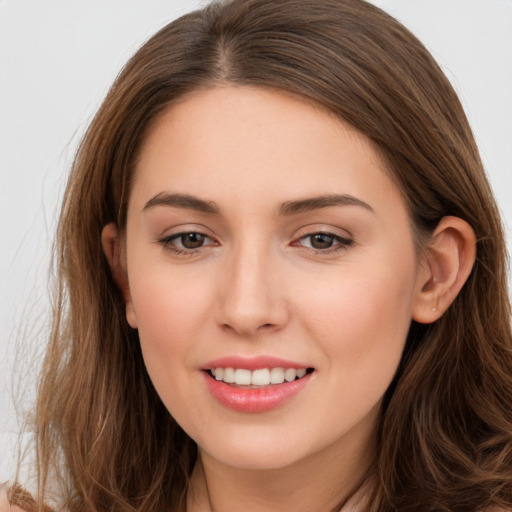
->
[221,322,277,335]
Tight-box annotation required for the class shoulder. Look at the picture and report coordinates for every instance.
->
[0,486,54,512]
[0,490,9,512]
[0,489,27,512]
[0,489,15,512]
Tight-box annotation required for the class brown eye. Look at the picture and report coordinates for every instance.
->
[159,231,215,253]
[295,232,353,252]
[180,232,206,249]
[309,233,335,249]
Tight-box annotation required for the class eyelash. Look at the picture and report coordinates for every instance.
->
[294,232,354,254]
[158,231,354,256]
[159,232,217,256]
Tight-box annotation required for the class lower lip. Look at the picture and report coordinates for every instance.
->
[203,372,312,413]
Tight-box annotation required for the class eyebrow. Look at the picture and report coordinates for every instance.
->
[143,192,220,214]
[277,194,374,216]
[143,192,374,216]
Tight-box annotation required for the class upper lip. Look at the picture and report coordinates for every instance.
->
[202,355,311,371]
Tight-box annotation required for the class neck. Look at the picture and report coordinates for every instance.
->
[187,433,375,512]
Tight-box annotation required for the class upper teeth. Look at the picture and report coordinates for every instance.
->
[211,367,307,386]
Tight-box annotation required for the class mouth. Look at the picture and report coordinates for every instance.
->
[202,356,315,412]
[205,367,315,388]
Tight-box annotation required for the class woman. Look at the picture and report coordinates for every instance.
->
[4,0,512,510]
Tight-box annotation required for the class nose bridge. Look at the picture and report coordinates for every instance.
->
[217,235,286,335]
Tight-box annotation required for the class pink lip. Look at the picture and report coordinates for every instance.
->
[201,355,313,413]
[203,372,312,413]
[203,355,309,371]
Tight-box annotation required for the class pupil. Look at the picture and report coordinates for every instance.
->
[182,233,205,249]
[311,233,333,249]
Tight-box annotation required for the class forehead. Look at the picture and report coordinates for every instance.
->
[130,85,404,217]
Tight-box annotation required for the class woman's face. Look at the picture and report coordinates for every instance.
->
[123,86,424,471]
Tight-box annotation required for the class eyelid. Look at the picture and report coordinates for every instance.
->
[167,231,215,246]
[154,222,214,239]
[155,224,354,256]
[296,232,352,247]
[290,225,355,254]
[156,227,219,255]
[291,224,353,241]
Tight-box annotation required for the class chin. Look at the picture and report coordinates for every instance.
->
[206,446,305,471]
[195,425,325,471]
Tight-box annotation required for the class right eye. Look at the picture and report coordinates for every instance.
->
[159,232,216,253]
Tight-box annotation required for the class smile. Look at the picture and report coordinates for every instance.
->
[209,367,310,387]
[203,357,315,412]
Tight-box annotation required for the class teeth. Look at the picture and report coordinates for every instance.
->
[211,367,309,386]
[234,369,252,385]
[270,367,285,384]
[284,368,297,382]
[251,368,270,386]
[223,367,235,383]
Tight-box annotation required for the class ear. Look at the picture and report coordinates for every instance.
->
[101,223,138,329]
[412,216,476,324]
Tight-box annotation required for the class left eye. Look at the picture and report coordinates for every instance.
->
[298,232,352,250]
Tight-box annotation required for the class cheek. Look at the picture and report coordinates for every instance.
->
[128,264,215,366]
[128,268,216,420]
[299,259,416,384]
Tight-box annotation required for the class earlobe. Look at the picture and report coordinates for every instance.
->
[101,223,138,328]
[412,216,476,324]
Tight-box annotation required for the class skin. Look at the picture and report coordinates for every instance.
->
[0,489,34,512]
[102,86,476,511]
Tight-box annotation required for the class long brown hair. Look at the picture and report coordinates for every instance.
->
[34,0,512,510]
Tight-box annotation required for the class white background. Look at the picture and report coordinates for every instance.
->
[1,0,511,483]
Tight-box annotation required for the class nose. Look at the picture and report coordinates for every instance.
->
[216,242,289,337]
